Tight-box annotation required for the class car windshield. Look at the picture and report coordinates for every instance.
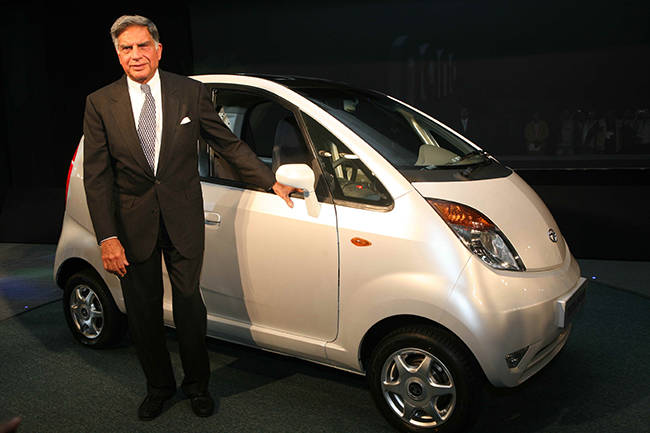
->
[294,87,489,173]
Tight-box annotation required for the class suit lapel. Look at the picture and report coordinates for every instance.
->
[157,70,181,177]
[109,76,155,178]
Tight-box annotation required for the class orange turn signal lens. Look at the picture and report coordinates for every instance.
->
[351,237,372,247]
[426,198,495,231]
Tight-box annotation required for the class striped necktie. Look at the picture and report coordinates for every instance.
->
[137,84,156,171]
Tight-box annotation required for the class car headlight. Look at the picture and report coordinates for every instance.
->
[427,198,525,271]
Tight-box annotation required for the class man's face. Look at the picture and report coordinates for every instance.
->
[116,25,162,84]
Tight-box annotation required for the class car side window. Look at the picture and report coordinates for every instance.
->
[198,87,314,188]
[302,114,392,208]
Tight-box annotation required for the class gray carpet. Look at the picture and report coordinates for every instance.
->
[0,243,59,321]
[1,282,648,432]
[0,300,391,432]
[578,259,650,298]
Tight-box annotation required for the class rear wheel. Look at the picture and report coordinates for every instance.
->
[367,326,481,433]
[63,270,126,348]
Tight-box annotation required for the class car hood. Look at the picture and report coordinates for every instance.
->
[412,172,567,271]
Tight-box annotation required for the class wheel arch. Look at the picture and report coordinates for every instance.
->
[56,257,109,293]
[56,257,125,312]
[358,314,483,379]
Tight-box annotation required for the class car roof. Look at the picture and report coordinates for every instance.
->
[234,73,353,90]
[192,73,386,99]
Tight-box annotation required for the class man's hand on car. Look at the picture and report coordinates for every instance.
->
[272,182,302,208]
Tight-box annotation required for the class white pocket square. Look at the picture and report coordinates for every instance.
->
[180,116,191,125]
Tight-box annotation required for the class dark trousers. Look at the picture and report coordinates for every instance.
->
[121,217,210,398]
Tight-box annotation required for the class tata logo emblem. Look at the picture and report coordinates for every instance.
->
[548,229,558,243]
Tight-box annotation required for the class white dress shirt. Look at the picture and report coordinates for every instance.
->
[126,69,163,175]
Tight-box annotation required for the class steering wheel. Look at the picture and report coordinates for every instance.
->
[331,156,361,182]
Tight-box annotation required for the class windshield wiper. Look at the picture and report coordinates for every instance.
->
[449,149,489,164]
[418,150,492,171]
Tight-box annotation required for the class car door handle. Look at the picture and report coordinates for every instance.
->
[204,212,221,226]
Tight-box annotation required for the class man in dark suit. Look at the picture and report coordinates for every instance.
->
[456,107,476,141]
[83,15,296,420]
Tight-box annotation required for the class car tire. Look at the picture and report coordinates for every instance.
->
[367,326,481,433]
[63,270,127,348]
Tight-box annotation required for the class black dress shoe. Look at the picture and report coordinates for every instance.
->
[190,392,215,417]
[138,394,173,421]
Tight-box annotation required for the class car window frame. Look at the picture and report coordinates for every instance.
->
[200,82,395,212]
[199,83,334,204]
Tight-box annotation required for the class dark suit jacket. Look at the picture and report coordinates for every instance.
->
[83,70,275,263]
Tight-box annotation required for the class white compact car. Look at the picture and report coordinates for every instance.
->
[54,74,586,433]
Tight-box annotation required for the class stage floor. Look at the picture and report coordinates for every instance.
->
[1,243,649,432]
[0,243,59,321]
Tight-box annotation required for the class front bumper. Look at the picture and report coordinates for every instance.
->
[450,252,586,387]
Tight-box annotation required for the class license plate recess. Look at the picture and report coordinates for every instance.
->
[555,278,587,328]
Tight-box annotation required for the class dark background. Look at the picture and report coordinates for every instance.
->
[1,0,648,259]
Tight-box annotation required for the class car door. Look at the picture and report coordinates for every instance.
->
[198,85,339,355]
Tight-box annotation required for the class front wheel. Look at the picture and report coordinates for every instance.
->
[63,270,127,348]
[367,326,481,433]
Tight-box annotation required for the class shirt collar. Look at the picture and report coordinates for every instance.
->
[126,69,161,93]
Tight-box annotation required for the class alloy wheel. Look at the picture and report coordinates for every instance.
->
[380,347,457,428]
[69,283,104,339]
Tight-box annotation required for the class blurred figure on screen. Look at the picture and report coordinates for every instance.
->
[635,109,650,153]
[556,109,576,156]
[524,112,549,154]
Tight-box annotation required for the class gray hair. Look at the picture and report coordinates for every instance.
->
[110,15,160,49]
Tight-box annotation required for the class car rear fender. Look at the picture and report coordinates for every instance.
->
[54,213,125,313]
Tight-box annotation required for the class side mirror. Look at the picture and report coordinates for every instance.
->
[275,164,320,217]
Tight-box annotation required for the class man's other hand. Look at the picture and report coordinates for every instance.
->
[101,238,130,277]
[272,182,302,208]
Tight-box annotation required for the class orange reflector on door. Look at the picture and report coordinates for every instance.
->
[351,237,372,247]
